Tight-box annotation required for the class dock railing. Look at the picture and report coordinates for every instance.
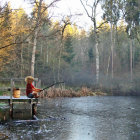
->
[0,78,41,91]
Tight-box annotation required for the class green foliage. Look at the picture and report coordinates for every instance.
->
[88,48,94,63]
[102,0,123,24]
[125,0,140,39]
[62,34,75,64]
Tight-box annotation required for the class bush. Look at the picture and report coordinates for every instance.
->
[41,87,106,98]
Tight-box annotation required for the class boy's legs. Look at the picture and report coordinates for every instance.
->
[28,93,34,98]
[33,92,39,98]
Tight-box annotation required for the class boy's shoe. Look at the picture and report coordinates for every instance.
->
[34,95,39,98]
[36,96,39,98]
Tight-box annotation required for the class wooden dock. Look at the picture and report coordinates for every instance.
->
[0,96,38,104]
[0,78,41,119]
[0,96,39,119]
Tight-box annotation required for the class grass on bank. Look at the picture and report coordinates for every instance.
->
[40,87,107,98]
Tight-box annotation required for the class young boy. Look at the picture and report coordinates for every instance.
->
[25,76,42,98]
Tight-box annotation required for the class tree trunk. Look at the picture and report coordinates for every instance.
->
[93,5,99,84]
[40,44,43,55]
[31,28,38,77]
[30,0,43,77]
[111,23,114,79]
[46,45,49,64]
[130,39,133,81]
[20,42,23,77]
[107,54,111,75]
[57,43,63,81]
[52,58,56,82]
[95,41,99,84]
[80,0,101,85]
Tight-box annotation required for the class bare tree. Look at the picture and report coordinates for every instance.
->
[30,0,61,77]
[80,0,106,84]
[57,18,71,81]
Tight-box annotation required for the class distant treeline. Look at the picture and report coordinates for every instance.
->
[0,0,140,95]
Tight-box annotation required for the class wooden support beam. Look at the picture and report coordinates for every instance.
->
[10,79,13,105]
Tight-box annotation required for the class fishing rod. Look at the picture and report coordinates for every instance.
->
[42,81,64,91]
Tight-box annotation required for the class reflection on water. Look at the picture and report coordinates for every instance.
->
[0,103,10,122]
[1,96,140,140]
[12,104,32,120]
[0,103,33,121]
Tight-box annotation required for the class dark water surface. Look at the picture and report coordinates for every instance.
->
[1,96,140,140]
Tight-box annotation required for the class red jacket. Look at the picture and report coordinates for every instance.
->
[26,83,35,96]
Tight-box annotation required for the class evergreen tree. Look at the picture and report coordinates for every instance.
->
[88,48,94,63]
[62,34,75,64]
[125,0,140,39]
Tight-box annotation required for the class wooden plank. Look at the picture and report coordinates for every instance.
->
[10,79,13,105]
[0,96,38,103]
[0,96,36,99]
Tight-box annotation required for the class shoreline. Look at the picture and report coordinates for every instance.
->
[40,87,107,98]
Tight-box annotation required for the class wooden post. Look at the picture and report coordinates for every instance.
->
[10,79,14,118]
[10,79,13,104]
[9,103,13,119]
[32,103,37,116]
[30,99,33,117]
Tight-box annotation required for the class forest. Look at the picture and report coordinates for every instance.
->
[0,0,140,95]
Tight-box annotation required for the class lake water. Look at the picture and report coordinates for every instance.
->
[0,96,140,140]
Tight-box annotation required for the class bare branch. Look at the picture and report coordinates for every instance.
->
[97,20,108,29]
[38,29,61,39]
[80,0,92,19]
[0,0,63,50]
[85,0,93,9]
[34,0,39,7]
[40,0,61,15]
[91,1,94,18]
[0,21,40,50]
[0,41,28,50]
[61,20,71,40]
